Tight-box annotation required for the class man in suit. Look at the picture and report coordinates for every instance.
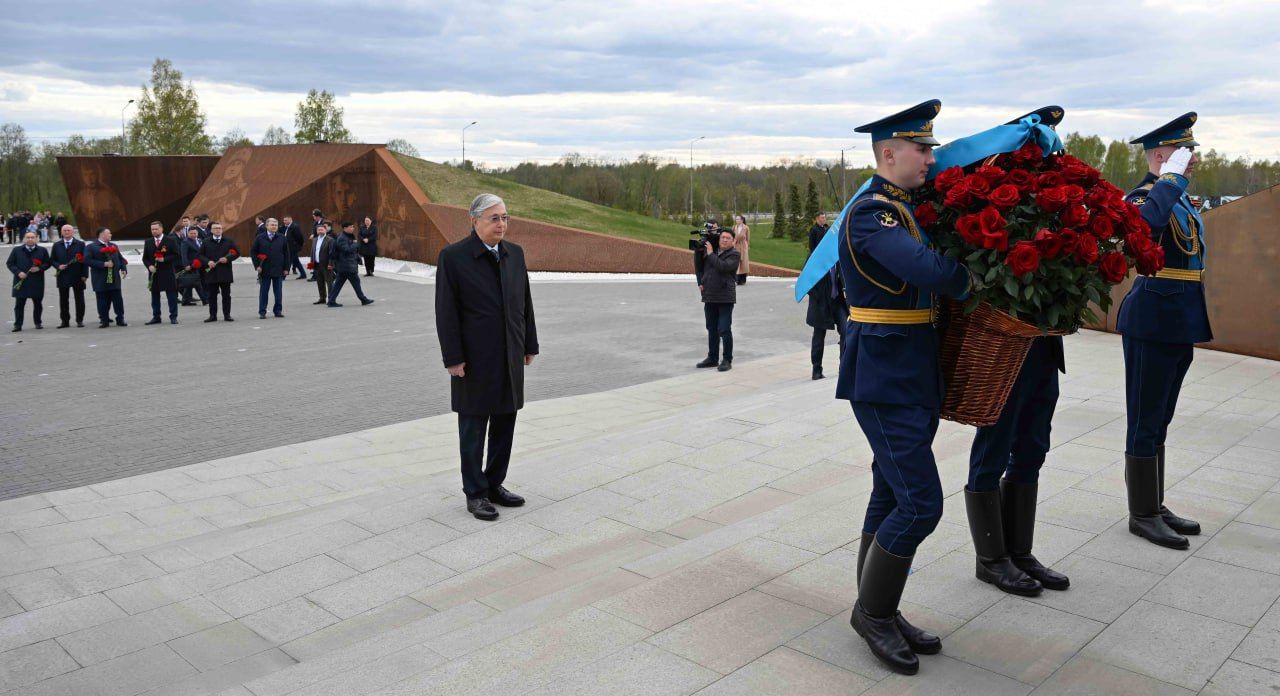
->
[85,227,128,327]
[282,215,307,279]
[50,224,88,328]
[143,220,180,325]
[177,226,208,306]
[328,221,374,307]
[199,222,239,322]
[435,193,539,521]
[194,214,212,240]
[806,212,847,380]
[250,218,289,318]
[311,221,336,305]
[308,209,325,281]
[7,231,51,331]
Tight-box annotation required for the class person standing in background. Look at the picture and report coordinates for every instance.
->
[311,221,336,305]
[733,214,750,285]
[358,215,378,276]
[806,212,846,380]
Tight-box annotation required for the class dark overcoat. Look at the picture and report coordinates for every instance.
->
[806,223,846,329]
[85,241,128,292]
[250,232,290,279]
[199,236,240,285]
[358,224,378,256]
[49,238,89,289]
[333,234,361,275]
[143,234,179,293]
[435,232,540,415]
[7,244,51,299]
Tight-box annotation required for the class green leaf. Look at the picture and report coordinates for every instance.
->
[1023,285,1034,300]
[1085,286,1101,304]
[1003,276,1019,298]
[1047,304,1061,327]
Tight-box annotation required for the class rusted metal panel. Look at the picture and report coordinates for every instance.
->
[56,155,220,237]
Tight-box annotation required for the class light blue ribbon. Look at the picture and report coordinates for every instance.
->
[793,114,1065,302]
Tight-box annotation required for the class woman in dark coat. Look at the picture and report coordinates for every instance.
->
[806,213,847,380]
[358,216,378,276]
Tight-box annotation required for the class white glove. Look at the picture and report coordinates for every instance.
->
[1159,147,1193,177]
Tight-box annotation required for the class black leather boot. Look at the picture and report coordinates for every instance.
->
[1126,454,1189,549]
[1000,479,1069,591]
[857,533,940,654]
[1157,446,1200,535]
[695,356,718,368]
[812,365,824,380]
[850,539,919,675]
[965,487,1042,596]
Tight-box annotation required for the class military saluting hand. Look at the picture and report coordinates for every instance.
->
[1160,147,1193,177]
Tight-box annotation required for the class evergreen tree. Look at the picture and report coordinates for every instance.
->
[771,190,786,238]
[127,58,213,155]
[787,183,803,242]
[803,179,820,227]
[294,89,354,143]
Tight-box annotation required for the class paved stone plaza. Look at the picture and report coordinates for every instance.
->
[1,305,1278,694]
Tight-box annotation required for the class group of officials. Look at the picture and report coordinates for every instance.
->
[6,212,378,330]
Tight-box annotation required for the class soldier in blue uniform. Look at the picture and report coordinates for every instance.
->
[964,107,1071,598]
[841,100,974,675]
[1117,113,1210,550]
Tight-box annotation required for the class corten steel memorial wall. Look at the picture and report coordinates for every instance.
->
[1086,184,1280,361]
[56,155,221,238]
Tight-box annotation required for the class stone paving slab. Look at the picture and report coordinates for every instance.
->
[0,332,1277,694]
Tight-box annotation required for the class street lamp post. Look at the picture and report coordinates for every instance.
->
[121,99,135,155]
[840,145,857,201]
[462,121,477,168]
[689,136,705,223]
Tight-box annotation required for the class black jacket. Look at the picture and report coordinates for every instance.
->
[357,224,378,255]
[199,236,240,285]
[283,223,304,251]
[7,244,50,299]
[311,232,337,271]
[143,234,179,293]
[805,223,846,329]
[700,248,740,304]
[250,232,291,279]
[435,233,539,415]
[49,238,88,289]
[333,233,361,275]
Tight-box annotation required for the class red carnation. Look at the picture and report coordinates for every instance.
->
[1061,205,1089,228]
[1088,214,1115,240]
[915,203,939,228]
[1099,251,1128,283]
[1036,186,1070,213]
[934,166,965,194]
[1034,229,1064,259]
[191,259,203,270]
[978,206,1009,251]
[75,253,84,262]
[988,184,1022,211]
[31,259,42,267]
[956,214,984,246]
[974,165,1007,186]
[1005,168,1036,193]
[1005,241,1041,276]
[1073,235,1100,265]
[306,261,316,270]
[102,245,119,254]
[1012,141,1042,167]
[256,253,268,261]
[1036,171,1065,190]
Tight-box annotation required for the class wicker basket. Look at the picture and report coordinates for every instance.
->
[938,300,1071,426]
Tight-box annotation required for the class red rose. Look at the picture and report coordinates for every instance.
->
[1005,168,1036,192]
[1036,171,1065,190]
[1059,155,1100,185]
[964,174,992,198]
[102,245,118,254]
[934,166,965,193]
[1073,235,1100,265]
[1062,184,1085,205]
[1034,229,1064,259]
[1099,251,1128,283]
[75,253,84,262]
[1124,229,1154,257]
[1135,244,1165,275]
[192,259,203,269]
[1005,241,1041,276]
[1058,229,1080,254]
[1061,204,1089,228]
[987,184,1022,211]
[32,259,42,267]
[1036,186,1069,213]
[978,206,1008,251]
[1121,205,1148,236]
[1012,141,1042,167]
[974,165,1007,186]
[915,203,939,228]
[956,214,984,246]
[943,179,973,208]
[1088,214,1115,240]
[256,253,268,261]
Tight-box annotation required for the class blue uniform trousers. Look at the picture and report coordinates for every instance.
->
[853,402,944,557]
[968,338,1059,492]
[1123,335,1193,458]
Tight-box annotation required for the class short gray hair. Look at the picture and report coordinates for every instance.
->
[469,193,505,218]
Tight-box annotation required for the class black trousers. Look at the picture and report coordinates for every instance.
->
[180,278,207,304]
[362,254,376,275]
[208,282,232,318]
[13,297,42,327]
[151,289,178,319]
[811,314,848,367]
[703,302,734,362]
[59,285,85,324]
[95,289,124,323]
[289,248,307,277]
[458,412,518,498]
[329,271,369,303]
[316,268,333,301]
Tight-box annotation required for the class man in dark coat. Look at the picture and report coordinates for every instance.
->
[282,215,307,279]
[199,222,240,322]
[50,224,88,328]
[695,227,741,372]
[176,226,208,307]
[85,227,128,327]
[328,222,374,307]
[806,213,848,380]
[311,222,336,305]
[143,221,180,324]
[358,216,378,276]
[250,218,289,318]
[435,193,539,521]
[7,231,51,331]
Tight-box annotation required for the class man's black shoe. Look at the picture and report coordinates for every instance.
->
[313,300,326,305]
[34,324,42,330]
[717,360,732,372]
[274,312,284,318]
[259,312,267,319]
[145,317,162,325]
[489,486,525,507]
[467,497,499,521]
[204,317,217,323]
[361,299,375,306]
[812,366,824,380]
[170,318,179,325]
[57,322,69,329]
[116,321,127,327]
[99,322,110,328]
[696,357,718,368]
[10,327,19,332]
[76,322,84,328]
[327,302,342,307]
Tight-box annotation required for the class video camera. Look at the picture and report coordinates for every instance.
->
[688,220,723,252]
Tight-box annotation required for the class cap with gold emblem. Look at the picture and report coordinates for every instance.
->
[1130,112,1200,150]
[1006,105,1064,128]
[854,99,942,145]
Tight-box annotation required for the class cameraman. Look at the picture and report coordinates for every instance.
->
[695,226,740,372]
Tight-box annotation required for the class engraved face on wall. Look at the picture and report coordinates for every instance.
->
[72,162,127,228]
[209,148,253,222]
[329,174,355,221]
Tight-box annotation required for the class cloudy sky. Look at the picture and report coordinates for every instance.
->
[2,0,1276,167]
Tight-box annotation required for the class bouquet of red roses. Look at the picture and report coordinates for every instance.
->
[13,258,41,291]
[101,245,121,284]
[918,141,1164,331]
